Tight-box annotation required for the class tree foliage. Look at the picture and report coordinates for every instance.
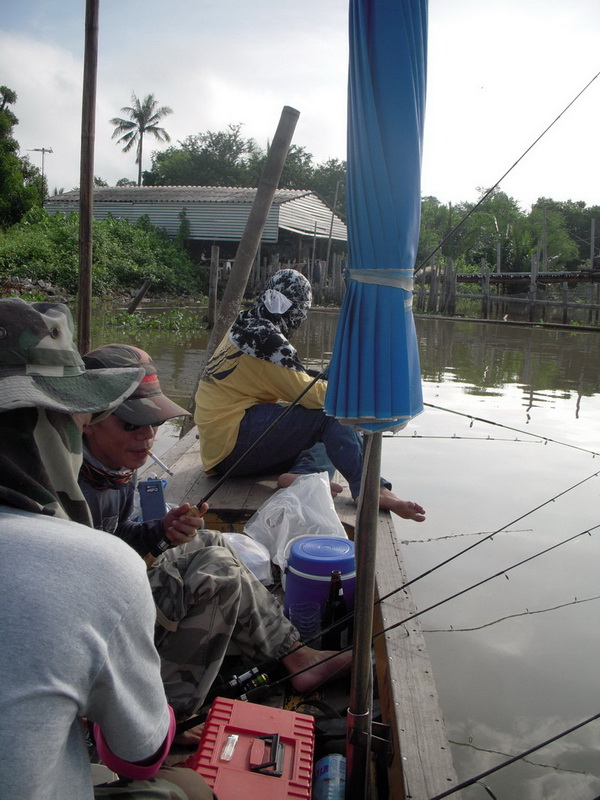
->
[418,190,596,273]
[145,124,346,211]
[111,93,173,186]
[0,86,42,229]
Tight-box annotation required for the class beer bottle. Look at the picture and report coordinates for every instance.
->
[321,570,348,650]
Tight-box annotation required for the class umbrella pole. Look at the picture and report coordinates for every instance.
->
[346,431,382,800]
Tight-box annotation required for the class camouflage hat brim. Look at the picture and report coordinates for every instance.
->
[83,343,190,426]
[0,299,145,416]
[0,367,145,415]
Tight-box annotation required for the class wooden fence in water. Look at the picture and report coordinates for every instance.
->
[413,262,600,326]
[210,251,600,327]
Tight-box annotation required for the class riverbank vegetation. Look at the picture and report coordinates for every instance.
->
[0,208,205,300]
[2,85,599,307]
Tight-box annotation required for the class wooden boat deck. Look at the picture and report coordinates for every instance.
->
[143,429,460,800]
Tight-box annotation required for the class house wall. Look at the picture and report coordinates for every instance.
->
[44,199,282,242]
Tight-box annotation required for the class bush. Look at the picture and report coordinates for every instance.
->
[0,209,203,297]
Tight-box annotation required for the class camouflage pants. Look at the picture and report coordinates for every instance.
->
[147,531,299,719]
[94,766,215,799]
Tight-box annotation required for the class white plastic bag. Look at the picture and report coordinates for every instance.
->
[244,472,347,576]
[222,532,273,586]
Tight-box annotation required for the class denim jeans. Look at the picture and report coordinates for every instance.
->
[214,403,365,498]
[291,442,336,481]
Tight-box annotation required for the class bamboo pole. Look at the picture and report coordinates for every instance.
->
[77,0,99,354]
[180,106,300,435]
[205,105,300,363]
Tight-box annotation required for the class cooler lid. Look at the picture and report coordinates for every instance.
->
[288,536,355,577]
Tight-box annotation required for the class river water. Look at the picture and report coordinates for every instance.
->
[93,306,600,799]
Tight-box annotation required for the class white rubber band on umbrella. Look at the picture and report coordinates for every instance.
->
[348,269,414,292]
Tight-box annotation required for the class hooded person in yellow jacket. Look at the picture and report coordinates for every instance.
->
[195,269,425,521]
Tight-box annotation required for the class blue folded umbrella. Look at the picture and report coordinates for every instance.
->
[324,0,427,432]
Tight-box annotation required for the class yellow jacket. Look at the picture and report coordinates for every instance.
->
[195,338,326,471]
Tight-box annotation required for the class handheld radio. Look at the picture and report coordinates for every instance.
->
[138,476,167,521]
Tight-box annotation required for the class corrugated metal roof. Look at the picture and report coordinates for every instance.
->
[45,186,347,242]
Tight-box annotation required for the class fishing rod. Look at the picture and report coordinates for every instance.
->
[414,69,600,274]
[195,368,327,507]
[177,523,597,735]
[175,645,351,735]
[176,411,599,722]
[374,523,599,642]
[385,433,543,443]
[145,368,327,562]
[424,592,600,633]
[377,465,600,605]
[427,710,600,799]
[419,402,600,458]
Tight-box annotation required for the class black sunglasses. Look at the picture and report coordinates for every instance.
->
[122,420,165,432]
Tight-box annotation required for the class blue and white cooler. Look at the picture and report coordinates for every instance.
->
[284,536,356,618]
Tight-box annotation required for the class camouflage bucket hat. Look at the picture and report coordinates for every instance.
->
[0,299,144,415]
[82,344,190,426]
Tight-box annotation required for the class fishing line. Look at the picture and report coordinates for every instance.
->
[414,69,600,274]
[197,468,598,701]
[177,524,597,735]
[427,711,600,799]
[377,466,600,604]
[418,402,600,458]
[375,524,599,641]
[449,739,587,776]
[400,527,532,544]
[384,433,543,443]
[423,593,600,633]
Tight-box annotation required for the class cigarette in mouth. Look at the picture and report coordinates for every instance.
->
[146,450,174,476]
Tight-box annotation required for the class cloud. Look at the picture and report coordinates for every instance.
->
[2,0,599,207]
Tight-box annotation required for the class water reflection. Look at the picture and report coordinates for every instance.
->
[92,305,600,799]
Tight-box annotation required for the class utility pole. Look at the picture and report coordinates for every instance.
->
[28,147,53,204]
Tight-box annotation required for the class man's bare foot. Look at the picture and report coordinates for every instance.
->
[278,472,344,499]
[282,644,352,693]
[378,487,425,521]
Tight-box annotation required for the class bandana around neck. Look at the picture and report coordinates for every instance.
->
[229,269,312,372]
[80,444,134,491]
[0,407,93,526]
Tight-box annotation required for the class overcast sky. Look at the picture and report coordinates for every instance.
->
[1,0,599,211]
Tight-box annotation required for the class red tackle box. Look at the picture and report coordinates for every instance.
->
[184,697,315,799]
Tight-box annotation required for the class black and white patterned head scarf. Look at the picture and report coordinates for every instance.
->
[229,269,312,372]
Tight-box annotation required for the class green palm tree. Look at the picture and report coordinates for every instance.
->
[110,93,172,186]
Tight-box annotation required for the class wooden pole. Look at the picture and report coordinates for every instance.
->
[77,0,99,354]
[180,106,300,435]
[529,251,539,323]
[205,106,300,363]
[206,245,219,329]
[325,180,340,281]
[126,279,151,314]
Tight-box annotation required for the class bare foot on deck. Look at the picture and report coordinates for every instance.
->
[278,472,344,499]
[378,487,425,521]
[282,645,352,693]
